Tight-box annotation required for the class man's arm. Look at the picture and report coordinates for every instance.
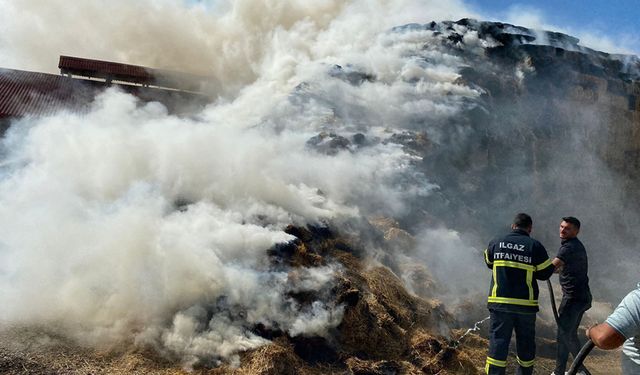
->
[552,257,564,273]
[586,322,626,350]
[588,288,640,349]
[534,259,554,280]
[532,241,554,280]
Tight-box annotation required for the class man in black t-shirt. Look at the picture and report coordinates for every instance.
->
[551,216,592,375]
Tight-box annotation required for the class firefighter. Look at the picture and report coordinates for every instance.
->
[484,213,555,374]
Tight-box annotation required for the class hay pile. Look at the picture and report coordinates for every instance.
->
[0,224,483,374]
[212,224,481,374]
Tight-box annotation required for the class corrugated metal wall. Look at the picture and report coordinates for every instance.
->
[0,68,99,118]
[0,68,211,125]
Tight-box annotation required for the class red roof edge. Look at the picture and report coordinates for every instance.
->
[58,55,210,92]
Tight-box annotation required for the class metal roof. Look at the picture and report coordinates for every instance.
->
[0,68,210,122]
[59,55,153,84]
[0,68,100,118]
[59,55,210,92]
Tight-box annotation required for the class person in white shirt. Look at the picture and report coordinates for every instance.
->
[586,284,640,374]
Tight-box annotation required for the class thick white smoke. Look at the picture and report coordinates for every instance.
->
[0,0,483,365]
[0,0,475,97]
[2,0,637,367]
[0,87,404,363]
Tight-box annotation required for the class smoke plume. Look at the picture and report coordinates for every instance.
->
[0,0,638,366]
[0,0,482,365]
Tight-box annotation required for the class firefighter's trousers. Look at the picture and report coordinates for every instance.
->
[486,309,536,375]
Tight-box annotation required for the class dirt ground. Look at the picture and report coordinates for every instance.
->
[457,332,623,375]
[0,326,188,375]
[0,324,624,375]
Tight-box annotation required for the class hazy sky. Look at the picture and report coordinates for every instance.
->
[467,0,640,54]
[188,0,640,55]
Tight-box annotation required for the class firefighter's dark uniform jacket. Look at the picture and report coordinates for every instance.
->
[484,228,555,313]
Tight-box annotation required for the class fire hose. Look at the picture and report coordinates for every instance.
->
[566,340,596,375]
[547,280,593,375]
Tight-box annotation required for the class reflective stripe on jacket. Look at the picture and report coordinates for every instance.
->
[485,228,555,313]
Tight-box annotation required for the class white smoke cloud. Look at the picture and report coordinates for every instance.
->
[0,89,369,361]
[0,0,477,98]
[0,0,484,365]
[1,0,635,366]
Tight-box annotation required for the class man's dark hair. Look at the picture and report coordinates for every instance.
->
[513,213,533,229]
[562,216,581,229]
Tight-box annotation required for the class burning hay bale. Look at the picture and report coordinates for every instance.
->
[270,226,478,373]
[211,339,308,375]
[199,225,481,374]
[306,132,352,155]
